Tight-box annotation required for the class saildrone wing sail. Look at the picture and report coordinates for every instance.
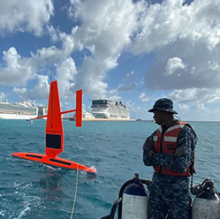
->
[45,81,63,158]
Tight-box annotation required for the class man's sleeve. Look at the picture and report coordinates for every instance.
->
[142,131,160,166]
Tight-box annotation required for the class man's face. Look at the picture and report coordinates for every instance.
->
[153,110,164,125]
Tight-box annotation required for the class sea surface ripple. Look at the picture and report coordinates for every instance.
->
[0,120,220,219]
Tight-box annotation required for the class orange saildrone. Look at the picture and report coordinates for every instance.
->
[12,80,97,175]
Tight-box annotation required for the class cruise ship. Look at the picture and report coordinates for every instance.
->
[0,101,38,120]
[91,99,130,119]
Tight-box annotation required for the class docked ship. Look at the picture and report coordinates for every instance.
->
[0,101,38,120]
[91,99,130,119]
[69,109,95,121]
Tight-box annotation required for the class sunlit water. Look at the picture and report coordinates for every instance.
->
[0,120,220,219]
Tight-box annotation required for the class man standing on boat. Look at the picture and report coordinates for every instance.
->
[142,98,197,219]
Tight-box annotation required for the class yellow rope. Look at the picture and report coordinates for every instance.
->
[70,166,79,219]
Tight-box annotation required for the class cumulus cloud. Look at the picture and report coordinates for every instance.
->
[131,0,220,95]
[164,57,187,76]
[170,88,199,102]
[28,75,50,100]
[10,75,49,101]
[0,0,54,36]
[68,0,140,97]
[0,47,35,86]
[1,0,220,120]
[56,57,77,100]
[170,88,220,105]
[72,56,108,99]
[31,46,64,67]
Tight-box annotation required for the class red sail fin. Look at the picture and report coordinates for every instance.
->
[45,81,63,158]
[75,89,82,127]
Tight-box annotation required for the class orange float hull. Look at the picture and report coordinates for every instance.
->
[12,152,97,174]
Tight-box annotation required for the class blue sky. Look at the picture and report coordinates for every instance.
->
[0,0,220,121]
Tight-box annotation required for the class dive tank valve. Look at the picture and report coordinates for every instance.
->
[192,179,220,219]
[121,173,148,219]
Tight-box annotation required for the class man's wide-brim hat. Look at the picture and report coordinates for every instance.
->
[148,98,178,114]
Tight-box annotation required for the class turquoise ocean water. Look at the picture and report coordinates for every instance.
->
[0,120,220,219]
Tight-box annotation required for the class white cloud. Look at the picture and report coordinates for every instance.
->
[131,0,185,54]
[108,95,122,102]
[197,103,206,110]
[28,75,50,100]
[164,57,187,76]
[0,0,54,36]
[13,87,27,98]
[178,104,190,111]
[125,100,141,114]
[142,97,150,102]
[170,88,199,102]
[56,57,77,101]
[31,46,63,67]
[72,56,108,99]
[126,71,135,79]
[47,25,60,42]
[68,0,140,97]
[131,0,220,92]
[139,92,146,99]
[117,82,137,92]
[139,92,149,102]
[0,47,35,86]
[170,88,220,105]
[1,0,220,121]
[0,92,6,100]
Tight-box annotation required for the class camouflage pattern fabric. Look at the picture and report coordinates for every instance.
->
[142,124,197,219]
[148,173,191,219]
[148,98,177,114]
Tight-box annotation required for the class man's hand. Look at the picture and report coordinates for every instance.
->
[148,150,155,157]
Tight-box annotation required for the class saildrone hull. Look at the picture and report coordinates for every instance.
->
[12,152,97,174]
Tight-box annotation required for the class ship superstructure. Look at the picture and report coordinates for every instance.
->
[0,101,38,119]
[91,99,130,119]
[37,106,48,117]
[70,109,95,121]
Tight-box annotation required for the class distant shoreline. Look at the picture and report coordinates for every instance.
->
[65,118,137,122]
[63,118,220,122]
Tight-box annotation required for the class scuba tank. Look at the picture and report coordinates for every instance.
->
[191,179,220,219]
[98,173,149,219]
[121,173,148,219]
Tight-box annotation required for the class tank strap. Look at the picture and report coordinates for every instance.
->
[191,174,194,193]
[190,153,196,175]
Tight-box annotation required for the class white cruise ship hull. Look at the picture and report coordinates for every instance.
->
[92,106,130,119]
[91,99,131,120]
[0,113,37,120]
[0,102,38,120]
